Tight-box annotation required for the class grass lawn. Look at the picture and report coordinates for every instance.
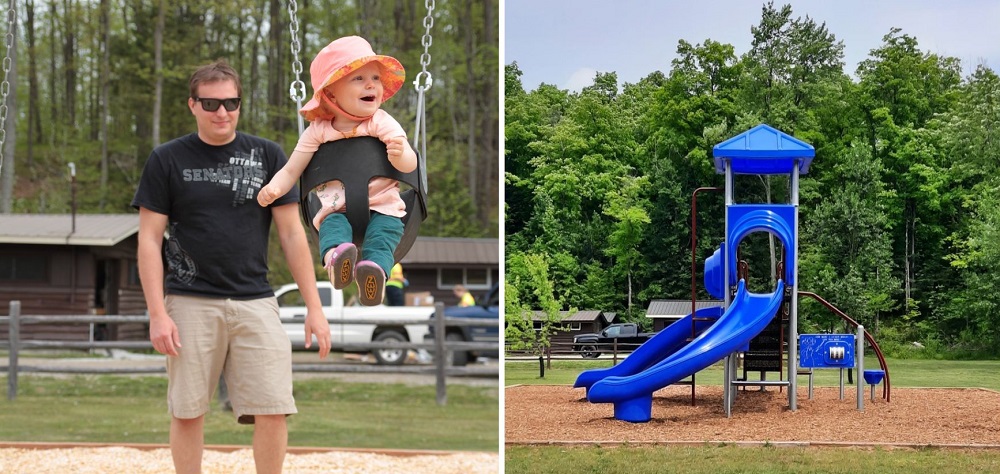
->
[504,357,1000,391]
[504,357,1000,473]
[0,374,498,452]
[506,445,1000,474]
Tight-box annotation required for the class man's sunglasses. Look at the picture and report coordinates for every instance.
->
[194,97,241,112]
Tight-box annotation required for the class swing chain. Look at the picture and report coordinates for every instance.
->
[413,0,434,92]
[411,0,434,195]
[0,0,14,179]
[286,0,307,134]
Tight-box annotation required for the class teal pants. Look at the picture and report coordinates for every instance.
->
[318,212,403,275]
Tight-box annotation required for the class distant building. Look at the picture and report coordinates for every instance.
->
[520,310,617,347]
[0,214,145,341]
[0,213,498,340]
[398,237,499,307]
[645,299,724,332]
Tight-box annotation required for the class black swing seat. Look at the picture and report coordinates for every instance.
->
[299,136,427,263]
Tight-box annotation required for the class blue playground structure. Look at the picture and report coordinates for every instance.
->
[575,124,890,423]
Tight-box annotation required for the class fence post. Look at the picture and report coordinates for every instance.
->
[433,302,447,406]
[8,301,20,401]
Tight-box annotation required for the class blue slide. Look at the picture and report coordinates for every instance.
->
[587,279,785,423]
[573,306,723,394]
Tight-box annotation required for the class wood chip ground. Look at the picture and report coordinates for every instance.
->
[506,385,1000,446]
[0,447,498,473]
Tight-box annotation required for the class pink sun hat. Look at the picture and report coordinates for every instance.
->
[299,36,406,121]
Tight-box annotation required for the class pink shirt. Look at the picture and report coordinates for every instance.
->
[294,109,408,230]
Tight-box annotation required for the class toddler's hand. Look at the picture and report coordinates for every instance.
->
[257,184,281,207]
[386,136,406,160]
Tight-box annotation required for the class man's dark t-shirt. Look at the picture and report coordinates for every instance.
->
[131,132,298,299]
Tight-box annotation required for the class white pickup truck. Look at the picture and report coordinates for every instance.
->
[274,282,434,365]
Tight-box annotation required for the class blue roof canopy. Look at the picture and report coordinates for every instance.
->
[712,124,815,175]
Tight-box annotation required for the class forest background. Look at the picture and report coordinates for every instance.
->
[504,2,1000,358]
[0,0,499,280]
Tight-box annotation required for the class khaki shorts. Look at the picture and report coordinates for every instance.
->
[164,295,296,424]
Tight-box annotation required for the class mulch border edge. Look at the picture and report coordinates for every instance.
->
[504,440,1000,450]
[0,441,484,457]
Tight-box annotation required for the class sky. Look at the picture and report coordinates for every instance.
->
[504,0,1000,92]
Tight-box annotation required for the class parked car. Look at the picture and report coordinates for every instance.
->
[275,282,433,365]
[424,284,499,366]
[572,323,654,358]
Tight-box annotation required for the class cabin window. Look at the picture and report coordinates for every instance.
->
[437,268,492,291]
[0,255,48,282]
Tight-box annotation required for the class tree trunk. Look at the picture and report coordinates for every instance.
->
[62,0,76,127]
[0,6,18,213]
[904,207,912,311]
[151,0,164,148]
[462,0,478,219]
[481,0,498,230]
[27,0,41,161]
[98,0,110,210]
[48,0,57,144]
[267,0,288,136]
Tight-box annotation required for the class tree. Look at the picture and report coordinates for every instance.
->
[799,143,899,333]
[856,27,961,317]
[504,251,566,361]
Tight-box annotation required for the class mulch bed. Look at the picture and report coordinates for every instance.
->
[505,385,1000,447]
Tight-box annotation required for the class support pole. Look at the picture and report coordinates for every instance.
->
[857,324,864,411]
[788,162,800,411]
[723,161,734,417]
[7,300,20,400]
[433,302,447,406]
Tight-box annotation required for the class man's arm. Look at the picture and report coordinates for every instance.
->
[272,203,331,359]
[137,208,181,356]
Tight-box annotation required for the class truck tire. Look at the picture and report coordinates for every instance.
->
[446,332,470,366]
[372,330,408,366]
[580,345,601,359]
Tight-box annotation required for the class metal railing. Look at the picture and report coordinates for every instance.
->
[2,301,499,405]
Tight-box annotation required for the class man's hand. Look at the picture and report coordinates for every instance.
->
[257,184,282,207]
[303,309,331,359]
[149,314,181,356]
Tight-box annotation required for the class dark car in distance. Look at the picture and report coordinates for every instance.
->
[424,284,499,366]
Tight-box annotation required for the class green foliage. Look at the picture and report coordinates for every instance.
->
[504,3,1000,356]
[7,0,499,284]
[505,251,566,354]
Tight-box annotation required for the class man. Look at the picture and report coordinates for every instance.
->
[132,60,330,474]
[385,263,407,306]
[453,284,475,307]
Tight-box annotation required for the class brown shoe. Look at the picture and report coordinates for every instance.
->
[325,242,358,290]
[355,261,386,306]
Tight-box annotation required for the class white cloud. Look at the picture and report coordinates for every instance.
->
[564,68,597,92]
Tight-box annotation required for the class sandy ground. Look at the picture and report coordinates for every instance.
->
[506,384,1000,446]
[0,446,498,474]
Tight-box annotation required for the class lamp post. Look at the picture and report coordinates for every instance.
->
[68,162,76,234]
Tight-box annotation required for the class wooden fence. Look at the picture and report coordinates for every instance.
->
[506,340,645,363]
[1,301,499,405]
